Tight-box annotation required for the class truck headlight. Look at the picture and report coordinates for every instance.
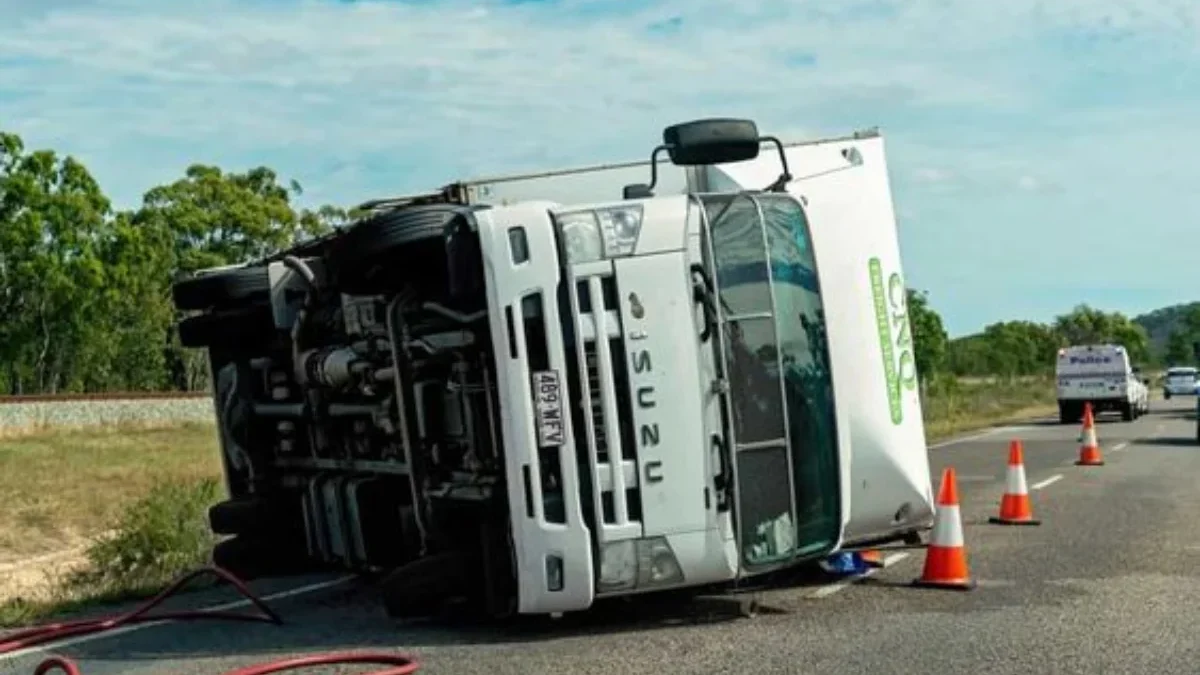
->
[598,540,637,591]
[557,211,604,264]
[597,536,684,593]
[595,206,643,258]
[555,205,644,263]
[636,536,684,587]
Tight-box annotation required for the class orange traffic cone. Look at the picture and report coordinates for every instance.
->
[913,467,975,591]
[859,550,885,568]
[989,440,1041,526]
[1076,403,1105,466]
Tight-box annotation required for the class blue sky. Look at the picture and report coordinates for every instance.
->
[2,0,1199,336]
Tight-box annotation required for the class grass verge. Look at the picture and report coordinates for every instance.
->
[921,375,1058,442]
[0,478,222,627]
[0,421,222,562]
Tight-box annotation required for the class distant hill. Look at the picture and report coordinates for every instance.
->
[1133,302,1200,355]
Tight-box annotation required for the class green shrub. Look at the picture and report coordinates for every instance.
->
[63,477,222,598]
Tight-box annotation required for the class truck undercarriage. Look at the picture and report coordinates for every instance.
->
[178,203,521,617]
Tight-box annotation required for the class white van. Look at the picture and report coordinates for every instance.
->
[1055,344,1150,423]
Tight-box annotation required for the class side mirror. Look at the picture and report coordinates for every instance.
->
[623,184,654,200]
[622,117,793,199]
[662,118,761,166]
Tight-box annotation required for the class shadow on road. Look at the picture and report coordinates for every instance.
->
[1132,436,1198,447]
[51,562,861,664]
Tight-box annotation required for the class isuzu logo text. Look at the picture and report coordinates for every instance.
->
[628,292,663,484]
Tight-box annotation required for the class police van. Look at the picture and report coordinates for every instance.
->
[1055,344,1150,423]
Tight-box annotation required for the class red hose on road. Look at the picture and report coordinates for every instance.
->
[222,652,420,675]
[0,566,283,654]
[34,652,421,675]
[0,565,422,675]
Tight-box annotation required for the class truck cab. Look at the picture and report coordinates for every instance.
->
[171,118,932,618]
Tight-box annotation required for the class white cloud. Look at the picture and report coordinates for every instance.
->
[1,0,1196,209]
[2,0,1200,332]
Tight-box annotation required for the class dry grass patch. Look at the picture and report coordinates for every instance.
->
[0,421,223,564]
[922,376,1058,442]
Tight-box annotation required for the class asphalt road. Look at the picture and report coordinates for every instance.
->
[4,397,1200,675]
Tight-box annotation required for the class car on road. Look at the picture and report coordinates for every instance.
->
[1055,344,1150,423]
[1162,366,1199,399]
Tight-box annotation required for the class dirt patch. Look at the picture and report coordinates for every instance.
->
[0,544,90,602]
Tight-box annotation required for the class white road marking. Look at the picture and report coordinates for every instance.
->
[1110,442,1129,453]
[0,575,354,663]
[810,552,910,599]
[1030,474,1063,490]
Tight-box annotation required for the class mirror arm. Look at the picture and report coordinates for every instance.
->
[760,136,792,192]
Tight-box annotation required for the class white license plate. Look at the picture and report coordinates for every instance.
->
[531,370,566,447]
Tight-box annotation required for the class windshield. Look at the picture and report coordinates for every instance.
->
[699,192,841,570]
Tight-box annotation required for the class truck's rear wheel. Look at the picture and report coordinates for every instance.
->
[328,205,470,296]
[177,305,276,352]
[211,532,319,581]
[1058,402,1075,425]
[1121,402,1135,422]
[209,497,295,537]
[172,266,271,311]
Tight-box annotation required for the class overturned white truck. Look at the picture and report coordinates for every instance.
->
[171,118,935,618]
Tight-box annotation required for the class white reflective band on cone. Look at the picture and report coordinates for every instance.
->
[1006,465,1028,494]
[930,504,964,547]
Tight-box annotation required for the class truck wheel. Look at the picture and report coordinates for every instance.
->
[329,204,473,296]
[211,535,318,581]
[1165,391,1172,400]
[1058,403,1073,425]
[177,305,277,351]
[1121,402,1134,422]
[172,266,271,312]
[379,552,470,619]
[209,498,290,536]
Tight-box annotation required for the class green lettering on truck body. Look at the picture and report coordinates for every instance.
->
[869,257,903,424]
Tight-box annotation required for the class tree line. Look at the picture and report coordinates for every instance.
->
[907,290,1155,383]
[0,129,347,394]
[0,127,1162,395]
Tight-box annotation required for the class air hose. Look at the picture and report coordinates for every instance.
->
[0,566,421,675]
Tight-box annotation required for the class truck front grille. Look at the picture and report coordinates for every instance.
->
[564,272,642,541]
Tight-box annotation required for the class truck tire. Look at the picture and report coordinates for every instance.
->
[1058,402,1073,425]
[177,305,276,351]
[1121,402,1134,422]
[328,204,473,296]
[209,498,281,536]
[172,266,271,312]
[379,552,470,619]
[211,534,318,581]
